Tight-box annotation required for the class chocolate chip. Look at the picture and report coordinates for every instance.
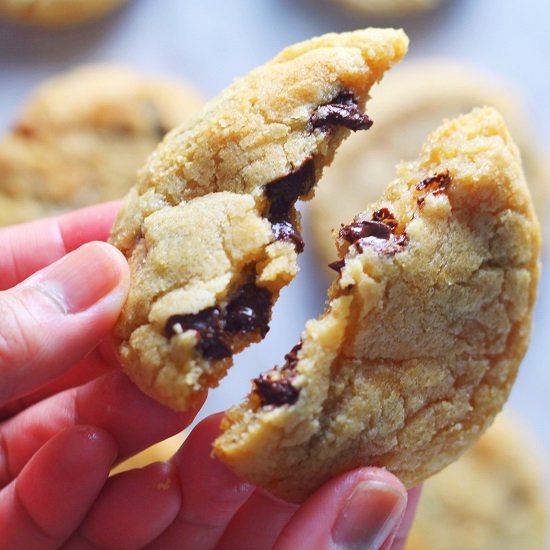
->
[282,342,302,371]
[254,375,300,407]
[165,307,231,360]
[265,158,316,222]
[225,284,271,337]
[371,208,399,231]
[416,171,452,205]
[339,220,393,244]
[355,232,408,256]
[328,259,346,273]
[309,91,373,133]
[271,220,305,253]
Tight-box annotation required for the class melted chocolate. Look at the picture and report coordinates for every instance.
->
[416,171,452,205]
[309,91,373,132]
[225,284,271,337]
[282,342,302,371]
[328,259,345,273]
[254,375,300,407]
[339,220,393,244]
[165,307,231,360]
[371,208,399,231]
[271,220,305,252]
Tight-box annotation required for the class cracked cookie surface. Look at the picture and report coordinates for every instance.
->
[310,60,549,270]
[0,0,128,26]
[109,28,409,411]
[0,64,203,226]
[213,107,540,503]
[407,414,548,550]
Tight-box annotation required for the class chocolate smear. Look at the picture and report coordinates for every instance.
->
[309,91,373,133]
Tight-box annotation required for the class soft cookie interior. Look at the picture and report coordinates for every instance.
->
[214,107,541,503]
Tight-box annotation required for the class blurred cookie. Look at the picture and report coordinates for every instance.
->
[309,60,549,269]
[334,0,444,17]
[0,64,204,226]
[214,107,540,502]
[0,0,128,27]
[109,28,408,412]
[407,414,549,550]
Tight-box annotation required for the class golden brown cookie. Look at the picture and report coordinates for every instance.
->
[309,60,549,270]
[334,0,445,17]
[0,0,128,27]
[0,64,203,226]
[407,414,549,550]
[109,29,409,412]
[214,107,540,503]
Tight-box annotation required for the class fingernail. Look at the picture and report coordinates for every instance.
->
[36,242,126,314]
[332,480,406,550]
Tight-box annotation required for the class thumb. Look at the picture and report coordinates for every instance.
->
[0,241,129,405]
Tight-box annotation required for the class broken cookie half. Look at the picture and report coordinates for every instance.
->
[213,107,541,503]
[109,29,409,410]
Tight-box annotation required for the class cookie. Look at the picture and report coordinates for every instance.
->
[0,64,204,226]
[334,0,444,17]
[0,0,128,27]
[309,60,549,269]
[213,107,540,503]
[109,29,409,412]
[407,414,549,550]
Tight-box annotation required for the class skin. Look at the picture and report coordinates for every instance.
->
[0,202,418,548]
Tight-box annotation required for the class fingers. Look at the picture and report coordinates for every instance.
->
[0,241,129,405]
[150,413,255,549]
[65,462,181,549]
[217,490,298,550]
[0,425,116,548]
[274,468,408,550]
[0,201,121,290]
[389,485,422,550]
[0,371,203,486]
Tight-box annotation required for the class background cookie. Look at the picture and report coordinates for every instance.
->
[0,64,204,226]
[309,60,549,270]
[334,0,445,17]
[407,414,549,550]
[0,0,129,27]
[215,107,540,503]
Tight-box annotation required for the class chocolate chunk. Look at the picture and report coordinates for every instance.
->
[328,259,346,273]
[165,307,231,360]
[371,208,399,231]
[271,220,305,253]
[355,232,409,256]
[225,284,272,337]
[309,91,373,133]
[265,158,316,222]
[416,171,452,205]
[254,375,300,407]
[339,220,393,244]
[282,342,303,371]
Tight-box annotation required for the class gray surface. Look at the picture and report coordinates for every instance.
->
[1,0,549,470]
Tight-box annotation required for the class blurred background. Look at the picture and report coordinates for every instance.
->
[1,0,549,546]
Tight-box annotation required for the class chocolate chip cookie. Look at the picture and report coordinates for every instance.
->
[109,28,409,411]
[309,60,549,270]
[334,0,445,17]
[0,64,203,226]
[213,107,540,502]
[407,414,548,550]
[0,0,128,27]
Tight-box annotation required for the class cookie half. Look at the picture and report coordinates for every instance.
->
[109,29,409,411]
[407,414,548,550]
[213,107,540,502]
[0,64,203,226]
[309,59,549,270]
[0,0,128,27]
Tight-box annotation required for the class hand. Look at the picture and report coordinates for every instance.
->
[0,203,420,549]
